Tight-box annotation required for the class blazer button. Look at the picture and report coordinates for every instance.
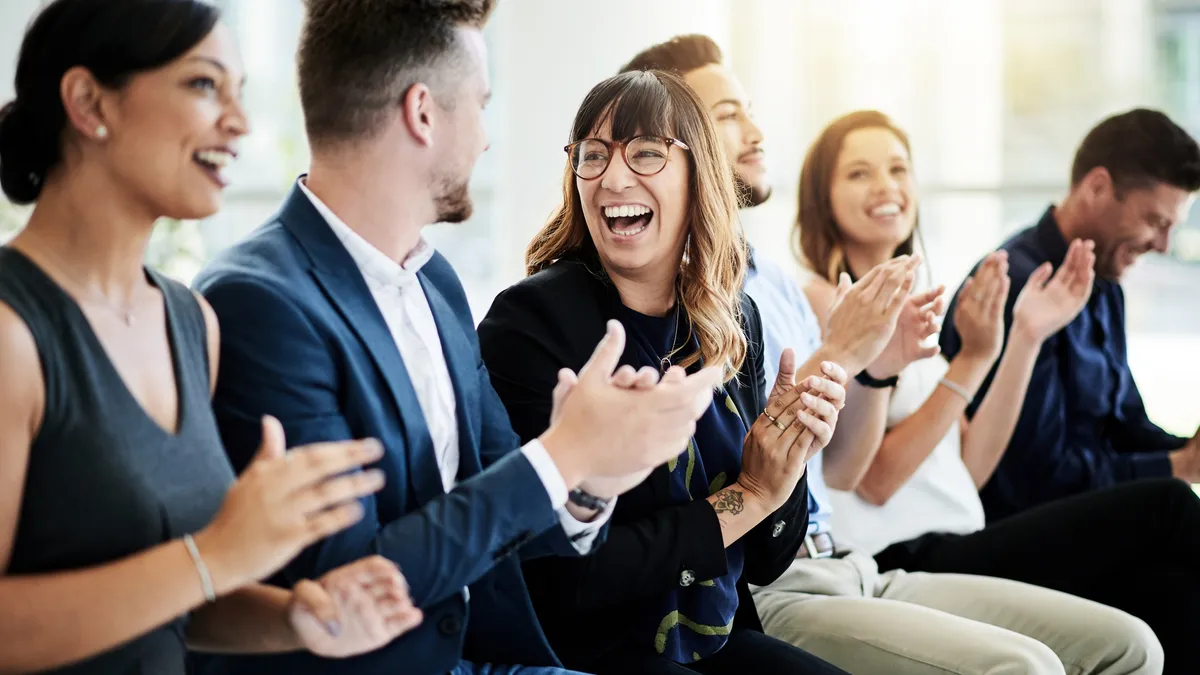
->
[772,520,786,538]
[437,615,462,636]
[679,570,696,587]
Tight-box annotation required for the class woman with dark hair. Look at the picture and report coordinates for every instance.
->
[795,110,1200,672]
[478,70,852,675]
[0,1,421,672]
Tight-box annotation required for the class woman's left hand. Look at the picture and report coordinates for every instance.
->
[767,350,847,460]
[290,556,423,658]
[792,365,847,460]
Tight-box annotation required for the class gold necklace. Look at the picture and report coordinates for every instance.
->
[19,237,139,326]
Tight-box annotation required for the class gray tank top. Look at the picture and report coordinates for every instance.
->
[0,247,235,674]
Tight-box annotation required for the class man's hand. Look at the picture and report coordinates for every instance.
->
[553,364,675,503]
[823,255,920,375]
[540,320,721,491]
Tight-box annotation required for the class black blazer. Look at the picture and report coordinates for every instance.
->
[477,252,809,666]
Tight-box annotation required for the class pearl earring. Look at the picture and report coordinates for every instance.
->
[96,125,108,139]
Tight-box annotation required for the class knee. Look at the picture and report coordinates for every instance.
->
[1091,613,1164,675]
[996,639,1065,675]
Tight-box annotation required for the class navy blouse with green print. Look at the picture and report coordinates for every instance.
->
[618,304,748,662]
[477,250,811,672]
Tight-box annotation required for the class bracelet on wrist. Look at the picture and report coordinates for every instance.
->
[938,377,974,403]
[183,534,217,603]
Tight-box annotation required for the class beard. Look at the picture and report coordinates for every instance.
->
[433,173,473,224]
[734,171,772,209]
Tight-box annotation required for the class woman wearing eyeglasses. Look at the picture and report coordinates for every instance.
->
[476,71,850,675]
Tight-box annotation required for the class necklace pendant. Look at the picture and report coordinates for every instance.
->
[660,356,671,373]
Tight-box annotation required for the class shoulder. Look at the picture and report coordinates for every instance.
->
[193,217,307,297]
[191,291,220,391]
[483,258,607,328]
[479,258,610,369]
[0,301,43,430]
[739,291,763,346]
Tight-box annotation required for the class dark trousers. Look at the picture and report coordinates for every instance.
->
[581,628,848,675]
[876,477,1200,675]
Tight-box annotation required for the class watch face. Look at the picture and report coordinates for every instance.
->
[569,488,610,510]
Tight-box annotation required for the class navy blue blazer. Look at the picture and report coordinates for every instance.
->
[191,182,590,675]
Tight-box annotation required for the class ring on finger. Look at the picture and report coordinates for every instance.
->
[762,411,779,424]
[772,418,788,431]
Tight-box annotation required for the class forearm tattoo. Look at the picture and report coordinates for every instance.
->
[712,488,744,516]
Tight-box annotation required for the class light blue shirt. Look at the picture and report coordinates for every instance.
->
[743,247,833,536]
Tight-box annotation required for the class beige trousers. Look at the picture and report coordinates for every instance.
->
[751,552,1163,675]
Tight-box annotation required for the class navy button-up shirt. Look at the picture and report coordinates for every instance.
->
[940,206,1185,523]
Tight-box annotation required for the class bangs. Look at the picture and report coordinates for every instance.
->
[571,71,677,142]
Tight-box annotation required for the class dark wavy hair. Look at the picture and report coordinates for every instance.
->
[0,0,221,204]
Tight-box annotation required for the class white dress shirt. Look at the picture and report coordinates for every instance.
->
[299,181,611,554]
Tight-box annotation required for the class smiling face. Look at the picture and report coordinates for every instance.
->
[683,62,768,207]
[828,126,917,252]
[97,21,248,220]
[1084,176,1193,280]
[576,119,692,283]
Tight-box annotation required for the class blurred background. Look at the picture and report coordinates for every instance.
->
[1,0,1197,436]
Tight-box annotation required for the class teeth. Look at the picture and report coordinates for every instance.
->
[194,150,233,169]
[604,204,650,218]
[870,203,901,217]
[611,224,647,237]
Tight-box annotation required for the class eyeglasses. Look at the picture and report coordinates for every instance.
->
[564,135,690,180]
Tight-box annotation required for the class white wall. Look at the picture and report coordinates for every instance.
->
[0,0,42,102]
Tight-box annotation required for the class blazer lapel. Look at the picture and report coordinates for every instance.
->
[277,183,445,505]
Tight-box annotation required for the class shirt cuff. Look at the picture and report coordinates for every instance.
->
[521,438,569,507]
[558,494,615,553]
[520,438,615,554]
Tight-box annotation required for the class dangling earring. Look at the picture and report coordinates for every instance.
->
[96,125,108,139]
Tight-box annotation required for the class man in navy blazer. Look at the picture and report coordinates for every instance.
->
[191,1,722,674]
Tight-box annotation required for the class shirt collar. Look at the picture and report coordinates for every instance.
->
[1034,205,1071,267]
[298,177,435,287]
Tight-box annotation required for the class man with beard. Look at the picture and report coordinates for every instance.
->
[940,108,1200,521]
[618,37,1163,675]
[621,33,832,598]
[191,3,723,675]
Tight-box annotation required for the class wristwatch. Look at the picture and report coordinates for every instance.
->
[568,488,612,511]
[854,368,899,389]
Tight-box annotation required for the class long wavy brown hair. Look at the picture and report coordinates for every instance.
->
[526,70,747,381]
[795,110,921,283]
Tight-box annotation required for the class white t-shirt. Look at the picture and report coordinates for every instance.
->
[828,355,986,555]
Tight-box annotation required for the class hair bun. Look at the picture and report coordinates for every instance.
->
[0,99,45,204]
